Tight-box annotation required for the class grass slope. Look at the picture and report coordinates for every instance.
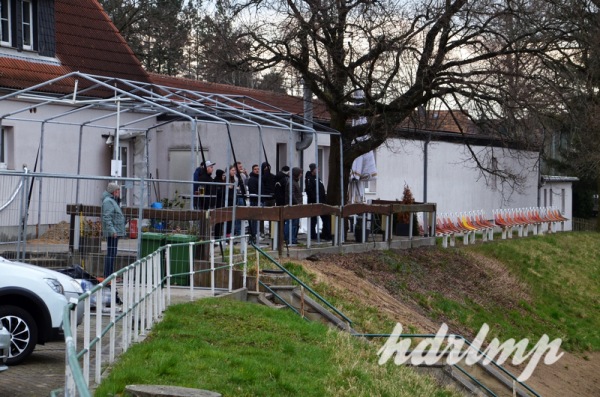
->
[96,232,599,396]
[293,232,599,353]
[95,298,459,397]
[467,232,600,352]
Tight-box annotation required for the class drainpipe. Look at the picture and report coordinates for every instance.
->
[423,133,430,202]
[423,133,431,236]
[296,80,313,151]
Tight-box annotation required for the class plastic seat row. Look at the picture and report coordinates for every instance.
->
[436,211,494,248]
[493,207,568,239]
[436,207,568,247]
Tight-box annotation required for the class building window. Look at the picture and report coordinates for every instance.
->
[22,0,32,49]
[0,0,10,46]
[0,126,12,169]
[0,127,5,164]
[1,0,38,51]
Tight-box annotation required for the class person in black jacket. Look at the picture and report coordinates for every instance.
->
[260,162,276,206]
[274,166,290,206]
[284,167,303,245]
[305,163,331,240]
[194,160,216,210]
[213,169,226,238]
[247,164,260,238]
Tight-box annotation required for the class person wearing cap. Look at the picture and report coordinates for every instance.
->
[305,163,331,240]
[101,182,125,279]
[195,160,216,210]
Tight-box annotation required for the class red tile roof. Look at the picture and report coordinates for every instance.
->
[55,0,148,82]
[0,57,71,91]
[149,73,330,121]
[0,0,148,92]
[0,0,328,120]
[401,110,480,134]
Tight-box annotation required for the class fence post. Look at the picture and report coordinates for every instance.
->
[17,167,30,261]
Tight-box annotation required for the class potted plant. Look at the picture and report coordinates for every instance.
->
[395,184,419,236]
[80,217,102,253]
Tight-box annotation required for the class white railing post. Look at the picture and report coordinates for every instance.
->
[165,246,171,306]
[243,237,248,289]
[145,259,153,329]
[122,268,129,352]
[189,242,194,300]
[109,282,116,363]
[228,235,234,292]
[140,260,147,333]
[133,263,141,341]
[64,334,76,397]
[83,297,91,384]
[210,241,215,296]
[154,254,160,322]
[94,288,102,384]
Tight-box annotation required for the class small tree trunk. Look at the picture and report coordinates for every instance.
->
[326,114,350,206]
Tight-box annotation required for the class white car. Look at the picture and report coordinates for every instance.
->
[0,257,84,365]
[0,322,9,371]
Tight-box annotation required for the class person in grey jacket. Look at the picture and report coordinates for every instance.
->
[102,182,125,279]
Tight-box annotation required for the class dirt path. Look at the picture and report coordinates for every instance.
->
[298,255,600,397]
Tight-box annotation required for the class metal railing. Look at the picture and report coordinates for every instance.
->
[357,332,541,397]
[57,236,248,397]
[250,241,353,327]
[0,169,437,273]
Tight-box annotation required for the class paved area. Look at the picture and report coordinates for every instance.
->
[1,340,67,397]
[1,287,214,397]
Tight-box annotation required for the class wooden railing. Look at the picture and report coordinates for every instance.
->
[67,202,437,256]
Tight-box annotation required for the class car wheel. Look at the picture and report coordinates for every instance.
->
[0,305,38,365]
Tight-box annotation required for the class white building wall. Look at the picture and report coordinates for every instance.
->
[372,138,540,217]
[539,180,574,231]
[0,99,157,228]
[3,95,574,233]
[151,121,333,201]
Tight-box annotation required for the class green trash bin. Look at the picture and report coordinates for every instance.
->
[166,234,198,286]
[141,232,166,257]
[141,232,166,282]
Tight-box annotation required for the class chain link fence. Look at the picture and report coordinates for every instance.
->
[0,169,236,279]
[572,217,599,232]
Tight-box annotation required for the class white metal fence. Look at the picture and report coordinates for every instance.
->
[59,236,248,397]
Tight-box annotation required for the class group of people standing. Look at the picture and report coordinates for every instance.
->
[97,160,333,278]
[193,160,331,245]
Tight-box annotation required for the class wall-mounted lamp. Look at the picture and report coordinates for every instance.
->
[101,133,114,145]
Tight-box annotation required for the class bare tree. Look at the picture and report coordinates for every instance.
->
[99,0,192,75]
[257,71,288,93]
[228,0,580,204]
[182,0,256,85]
[543,0,600,219]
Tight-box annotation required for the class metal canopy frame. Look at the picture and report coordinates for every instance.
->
[0,72,345,208]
